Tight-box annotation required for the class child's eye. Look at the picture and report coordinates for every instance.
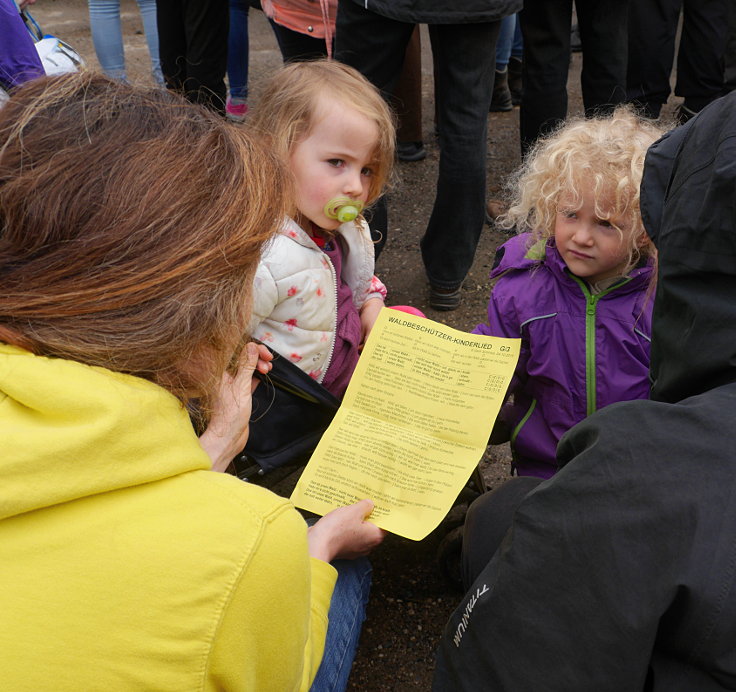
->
[597,219,614,229]
[560,209,577,219]
[327,159,344,168]
[361,166,374,177]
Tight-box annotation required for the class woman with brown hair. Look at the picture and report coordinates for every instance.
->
[0,72,382,691]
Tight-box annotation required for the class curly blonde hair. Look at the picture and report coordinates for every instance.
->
[499,107,665,273]
[250,59,395,208]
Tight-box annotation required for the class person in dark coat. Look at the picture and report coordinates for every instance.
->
[433,91,736,690]
[335,0,521,311]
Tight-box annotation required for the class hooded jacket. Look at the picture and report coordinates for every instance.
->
[474,233,653,478]
[434,93,736,690]
[0,344,336,691]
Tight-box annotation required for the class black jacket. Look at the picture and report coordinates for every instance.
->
[433,92,736,690]
[342,0,521,25]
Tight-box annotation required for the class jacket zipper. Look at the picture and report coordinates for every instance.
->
[320,252,339,382]
[569,275,632,415]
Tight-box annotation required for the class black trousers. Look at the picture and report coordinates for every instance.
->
[627,0,728,117]
[157,0,229,113]
[519,0,628,155]
[336,0,500,288]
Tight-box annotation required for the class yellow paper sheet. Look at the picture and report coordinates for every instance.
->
[290,309,520,540]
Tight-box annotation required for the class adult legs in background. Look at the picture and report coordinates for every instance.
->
[490,13,515,111]
[88,0,127,80]
[335,1,414,259]
[137,0,164,84]
[520,0,627,155]
[394,27,426,162]
[337,4,500,293]
[519,0,572,154]
[626,0,680,118]
[675,0,728,113]
[421,21,499,293]
[226,0,249,120]
[461,476,543,590]
[575,0,627,113]
[89,0,163,84]
[309,558,372,692]
[157,0,229,113]
[628,0,728,120]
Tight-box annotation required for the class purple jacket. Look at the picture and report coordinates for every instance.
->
[473,233,653,478]
[0,0,44,90]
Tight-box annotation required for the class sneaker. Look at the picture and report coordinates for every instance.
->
[396,140,427,162]
[490,68,513,112]
[226,98,249,123]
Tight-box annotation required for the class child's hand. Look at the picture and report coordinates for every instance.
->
[307,499,386,562]
[359,298,384,350]
[198,342,273,472]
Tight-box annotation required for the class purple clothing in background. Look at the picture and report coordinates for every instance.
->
[473,233,654,478]
[0,0,44,90]
[320,236,361,399]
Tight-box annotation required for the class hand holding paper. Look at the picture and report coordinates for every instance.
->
[291,309,520,540]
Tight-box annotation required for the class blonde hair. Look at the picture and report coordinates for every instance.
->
[499,107,665,273]
[250,60,395,207]
[0,73,287,411]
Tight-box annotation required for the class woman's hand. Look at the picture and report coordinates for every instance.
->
[308,499,385,563]
[359,298,384,350]
[198,342,273,472]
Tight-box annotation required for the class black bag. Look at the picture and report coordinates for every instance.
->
[232,345,340,480]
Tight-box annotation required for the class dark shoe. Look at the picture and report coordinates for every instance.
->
[397,140,427,162]
[508,56,522,106]
[429,284,462,311]
[490,68,513,112]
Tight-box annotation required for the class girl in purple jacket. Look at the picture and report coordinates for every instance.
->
[475,108,665,478]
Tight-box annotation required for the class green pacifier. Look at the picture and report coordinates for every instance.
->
[324,196,364,223]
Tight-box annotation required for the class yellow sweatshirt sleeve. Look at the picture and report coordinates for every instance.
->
[206,501,337,691]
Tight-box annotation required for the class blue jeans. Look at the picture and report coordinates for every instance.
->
[227,0,248,100]
[495,13,523,68]
[310,557,372,692]
[88,0,163,84]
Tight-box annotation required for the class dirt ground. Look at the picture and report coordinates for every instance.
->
[27,3,680,689]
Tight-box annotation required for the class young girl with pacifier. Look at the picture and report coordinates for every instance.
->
[249,60,397,399]
[475,108,665,479]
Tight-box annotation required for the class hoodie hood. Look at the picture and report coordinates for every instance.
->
[640,92,736,404]
[0,344,210,520]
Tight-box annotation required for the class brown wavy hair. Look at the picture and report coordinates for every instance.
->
[0,73,287,408]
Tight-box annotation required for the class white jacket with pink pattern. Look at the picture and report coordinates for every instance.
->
[249,216,386,383]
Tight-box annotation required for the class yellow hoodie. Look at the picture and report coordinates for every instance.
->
[0,344,336,691]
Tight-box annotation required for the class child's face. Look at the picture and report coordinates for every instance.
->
[289,95,379,232]
[554,185,634,284]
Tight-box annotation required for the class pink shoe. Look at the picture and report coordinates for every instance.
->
[226,98,249,122]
